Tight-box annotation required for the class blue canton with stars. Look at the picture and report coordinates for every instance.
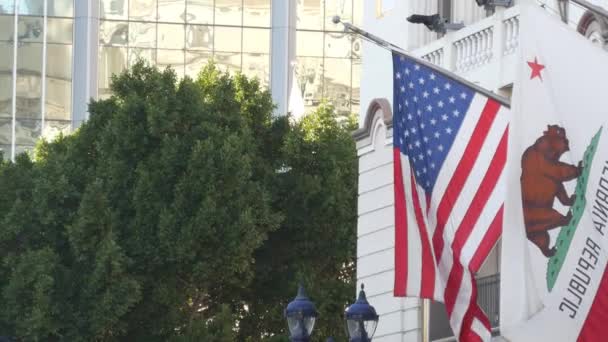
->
[392,53,474,194]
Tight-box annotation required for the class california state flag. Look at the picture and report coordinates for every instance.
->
[501,3,608,341]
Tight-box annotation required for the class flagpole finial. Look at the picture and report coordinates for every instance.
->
[332,15,341,24]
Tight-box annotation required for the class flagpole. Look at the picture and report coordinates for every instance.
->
[333,16,511,108]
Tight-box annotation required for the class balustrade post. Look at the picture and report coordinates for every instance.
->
[444,32,455,72]
[491,7,507,92]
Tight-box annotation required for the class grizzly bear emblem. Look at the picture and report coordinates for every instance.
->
[520,125,582,258]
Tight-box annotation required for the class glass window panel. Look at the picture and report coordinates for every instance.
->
[215,0,242,26]
[243,0,270,27]
[295,57,323,111]
[213,52,241,74]
[353,0,362,26]
[100,0,128,20]
[214,26,241,52]
[129,48,156,67]
[15,144,34,157]
[242,28,269,53]
[0,15,14,41]
[129,22,156,48]
[18,1,43,15]
[297,0,322,30]
[185,51,211,78]
[324,32,351,58]
[16,43,43,119]
[0,41,12,118]
[130,0,158,21]
[0,1,14,14]
[158,0,185,23]
[158,23,185,49]
[0,146,10,160]
[48,0,74,17]
[157,49,185,78]
[47,44,72,79]
[351,57,360,115]
[98,46,127,98]
[296,31,323,57]
[323,58,351,115]
[186,24,212,51]
[186,0,213,24]
[0,41,11,73]
[43,120,71,141]
[0,119,10,145]
[45,78,71,120]
[0,76,11,118]
[15,119,41,145]
[47,18,73,44]
[18,16,44,43]
[325,0,352,31]
[99,20,128,46]
[242,53,268,86]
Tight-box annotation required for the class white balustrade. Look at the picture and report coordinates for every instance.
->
[454,26,494,72]
[421,48,444,67]
[412,5,522,89]
[503,15,520,56]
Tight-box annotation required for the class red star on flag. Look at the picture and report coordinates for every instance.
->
[527,57,545,81]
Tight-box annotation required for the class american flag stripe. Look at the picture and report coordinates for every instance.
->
[393,148,408,297]
[443,107,508,255]
[401,155,423,297]
[429,95,491,302]
[409,164,436,298]
[445,128,508,318]
[426,95,489,240]
[451,128,508,264]
[401,155,429,295]
[392,53,508,341]
[432,98,502,264]
[469,206,503,272]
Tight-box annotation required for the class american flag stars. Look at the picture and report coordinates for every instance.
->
[393,58,474,193]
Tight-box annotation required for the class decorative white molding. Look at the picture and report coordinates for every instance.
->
[354,97,393,155]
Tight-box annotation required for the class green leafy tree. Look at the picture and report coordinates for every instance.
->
[0,62,357,341]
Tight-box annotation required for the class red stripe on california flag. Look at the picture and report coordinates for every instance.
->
[409,167,436,299]
[577,264,608,342]
[432,99,501,263]
[393,148,408,297]
[470,205,503,272]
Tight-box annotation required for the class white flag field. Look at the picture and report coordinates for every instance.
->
[501,3,608,341]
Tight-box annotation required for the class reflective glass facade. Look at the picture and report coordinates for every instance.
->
[0,0,364,160]
[98,0,272,98]
[0,0,74,159]
[296,0,362,117]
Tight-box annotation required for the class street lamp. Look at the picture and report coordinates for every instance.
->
[285,285,318,342]
[345,284,379,342]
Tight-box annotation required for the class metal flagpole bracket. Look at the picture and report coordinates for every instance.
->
[332,16,511,108]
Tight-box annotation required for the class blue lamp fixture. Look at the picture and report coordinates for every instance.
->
[285,285,318,342]
[345,284,379,342]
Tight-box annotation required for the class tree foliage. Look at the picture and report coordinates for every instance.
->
[0,62,357,341]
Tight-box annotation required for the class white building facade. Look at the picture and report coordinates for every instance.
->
[355,1,608,341]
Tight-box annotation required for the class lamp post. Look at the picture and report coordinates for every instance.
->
[285,285,318,342]
[344,284,379,342]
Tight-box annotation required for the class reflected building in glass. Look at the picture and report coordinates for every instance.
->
[0,0,362,160]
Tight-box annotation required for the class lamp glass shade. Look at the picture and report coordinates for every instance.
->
[346,318,377,339]
[287,315,316,338]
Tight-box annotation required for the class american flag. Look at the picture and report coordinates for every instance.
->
[392,52,508,342]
